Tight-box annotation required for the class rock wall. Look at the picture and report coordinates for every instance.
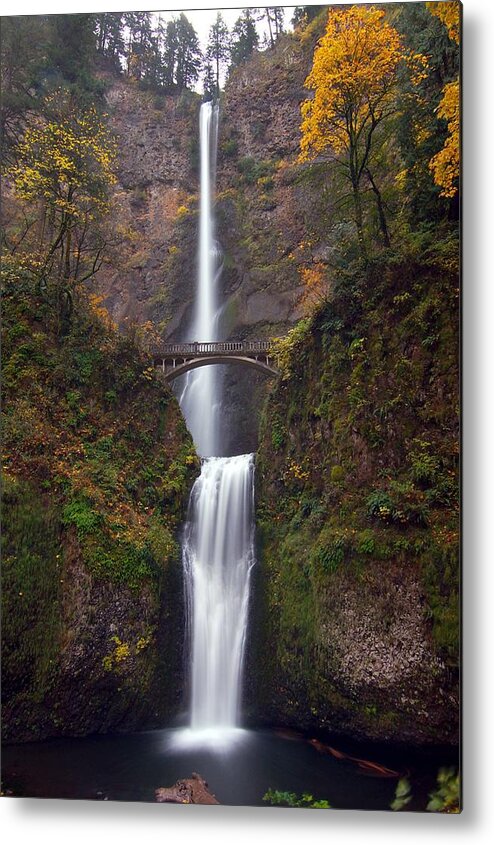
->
[96,36,317,454]
[96,71,201,330]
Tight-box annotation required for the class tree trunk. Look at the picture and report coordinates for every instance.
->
[266,9,274,48]
[352,182,367,260]
[365,168,391,247]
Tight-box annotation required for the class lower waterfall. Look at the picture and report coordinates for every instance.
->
[185,454,255,730]
[170,454,255,749]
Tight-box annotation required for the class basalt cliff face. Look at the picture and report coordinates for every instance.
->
[97,36,315,453]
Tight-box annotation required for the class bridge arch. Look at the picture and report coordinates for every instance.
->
[161,354,278,383]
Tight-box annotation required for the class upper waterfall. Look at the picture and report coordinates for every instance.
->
[179,101,222,458]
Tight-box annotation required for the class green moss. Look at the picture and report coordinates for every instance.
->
[1,478,62,705]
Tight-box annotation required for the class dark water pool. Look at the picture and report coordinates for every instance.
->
[1,727,455,809]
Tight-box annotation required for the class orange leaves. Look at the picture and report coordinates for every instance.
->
[426,1,461,44]
[426,3,460,198]
[88,294,116,331]
[299,263,329,313]
[429,79,460,198]
[299,5,418,163]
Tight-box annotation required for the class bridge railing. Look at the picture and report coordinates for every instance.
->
[153,340,273,357]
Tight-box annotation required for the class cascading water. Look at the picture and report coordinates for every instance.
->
[172,102,255,750]
[178,101,222,458]
[181,454,255,745]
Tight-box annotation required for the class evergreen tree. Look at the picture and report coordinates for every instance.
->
[205,12,230,95]
[291,7,323,31]
[162,19,179,90]
[230,9,259,68]
[203,61,216,101]
[0,16,51,157]
[124,11,154,80]
[393,2,460,220]
[175,14,202,92]
[94,13,125,68]
[45,14,97,87]
[261,7,285,48]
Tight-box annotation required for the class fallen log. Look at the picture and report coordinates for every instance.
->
[309,739,400,778]
[155,772,220,804]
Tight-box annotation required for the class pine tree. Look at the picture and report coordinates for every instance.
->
[162,19,179,90]
[230,9,259,68]
[261,8,285,48]
[124,11,153,80]
[94,13,125,68]
[175,14,202,92]
[203,61,216,101]
[205,12,230,95]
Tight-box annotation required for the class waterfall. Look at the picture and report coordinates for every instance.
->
[179,101,222,458]
[183,455,255,734]
[172,103,255,749]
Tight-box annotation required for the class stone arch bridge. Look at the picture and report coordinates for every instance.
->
[153,341,278,383]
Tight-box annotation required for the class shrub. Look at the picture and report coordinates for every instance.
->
[237,157,276,185]
[271,421,285,451]
[312,531,348,574]
[263,789,330,809]
[221,137,238,157]
[330,465,345,483]
[62,499,101,536]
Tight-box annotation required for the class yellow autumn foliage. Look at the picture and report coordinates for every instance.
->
[429,79,460,198]
[426,1,461,44]
[10,100,117,221]
[427,3,460,198]
[300,5,426,162]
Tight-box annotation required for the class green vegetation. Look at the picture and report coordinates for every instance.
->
[1,273,198,739]
[392,767,460,813]
[264,765,460,812]
[255,251,459,742]
[263,789,330,809]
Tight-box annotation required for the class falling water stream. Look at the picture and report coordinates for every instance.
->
[173,102,255,749]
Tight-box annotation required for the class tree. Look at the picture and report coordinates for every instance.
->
[427,2,460,199]
[6,92,117,331]
[291,7,322,30]
[162,19,179,90]
[205,12,230,96]
[175,14,202,92]
[230,9,259,68]
[45,14,97,86]
[203,61,216,101]
[124,12,154,81]
[94,13,125,69]
[426,1,461,43]
[391,1,459,223]
[300,6,427,256]
[261,8,285,48]
[0,16,51,159]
